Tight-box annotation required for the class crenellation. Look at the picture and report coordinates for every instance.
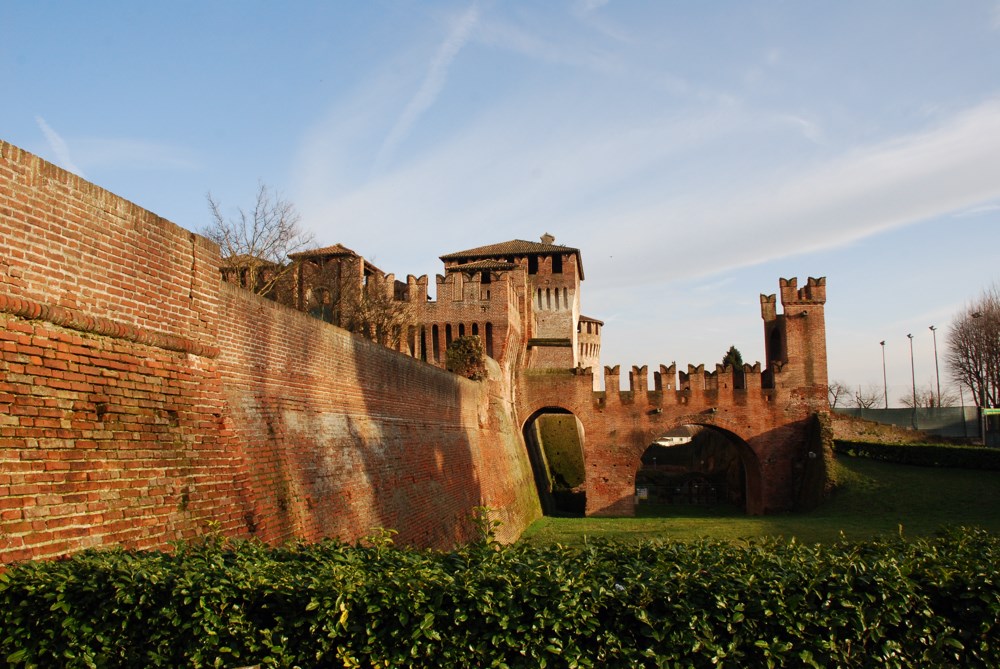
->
[629,365,648,392]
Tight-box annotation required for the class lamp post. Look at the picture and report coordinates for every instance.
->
[880,340,888,408]
[929,325,941,408]
[907,334,917,428]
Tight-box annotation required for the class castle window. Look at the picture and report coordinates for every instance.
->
[486,322,494,358]
[432,324,440,362]
[446,324,453,346]
[528,256,538,274]
[481,271,491,284]
[552,254,562,274]
[459,323,466,337]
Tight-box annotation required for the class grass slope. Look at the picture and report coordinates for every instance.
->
[519,455,1000,545]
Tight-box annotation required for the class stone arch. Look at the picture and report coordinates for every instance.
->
[520,406,587,515]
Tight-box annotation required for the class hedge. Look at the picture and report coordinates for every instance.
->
[834,440,1000,470]
[1,528,997,668]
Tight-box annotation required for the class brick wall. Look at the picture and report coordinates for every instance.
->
[216,283,539,547]
[1,140,539,563]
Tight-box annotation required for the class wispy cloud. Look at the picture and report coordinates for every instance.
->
[72,138,201,171]
[375,2,481,170]
[575,0,610,15]
[586,99,1000,283]
[35,116,85,177]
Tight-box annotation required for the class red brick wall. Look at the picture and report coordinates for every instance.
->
[1,140,539,563]
[216,283,539,547]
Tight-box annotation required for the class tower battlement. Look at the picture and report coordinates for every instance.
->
[779,276,826,306]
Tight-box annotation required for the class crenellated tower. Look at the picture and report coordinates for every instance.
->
[760,277,827,394]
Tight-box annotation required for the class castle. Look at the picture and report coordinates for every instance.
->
[247,233,602,380]
[0,139,832,563]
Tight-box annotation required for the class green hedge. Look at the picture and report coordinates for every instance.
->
[2,529,998,668]
[834,440,1000,470]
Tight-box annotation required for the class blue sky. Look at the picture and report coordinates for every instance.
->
[4,1,1000,404]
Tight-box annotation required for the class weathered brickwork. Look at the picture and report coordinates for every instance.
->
[0,136,832,563]
[0,140,540,563]
[516,276,830,517]
[215,282,538,547]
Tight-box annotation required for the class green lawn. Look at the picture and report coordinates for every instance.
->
[518,454,1000,545]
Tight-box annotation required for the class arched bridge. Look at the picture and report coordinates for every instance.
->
[515,277,830,516]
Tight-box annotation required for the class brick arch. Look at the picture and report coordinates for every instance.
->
[520,405,588,515]
[626,416,763,515]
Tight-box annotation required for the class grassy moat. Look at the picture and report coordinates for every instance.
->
[519,454,1000,545]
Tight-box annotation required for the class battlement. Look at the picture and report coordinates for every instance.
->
[595,359,771,395]
[779,276,826,306]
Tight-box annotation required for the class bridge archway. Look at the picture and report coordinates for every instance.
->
[628,420,763,515]
[635,424,759,512]
[521,407,587,515]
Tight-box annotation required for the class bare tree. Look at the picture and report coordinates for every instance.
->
[899,383,959,408]
[342,274,413,348]
[852,384,885,409]
[827,380,850,408]
[946,283,1000,408]
[204,182,314,296]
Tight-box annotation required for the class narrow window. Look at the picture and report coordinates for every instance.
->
[552,254,563,273]
[485,322,494,358]
[446,323,453,346]
[432,324,440,362]
[472,323,479,336]
[528,256,538,274]
[459,323,466,337]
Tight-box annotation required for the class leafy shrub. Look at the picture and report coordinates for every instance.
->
[446,335,487,381]
[835,440,1000,470]
[1,529,998,667]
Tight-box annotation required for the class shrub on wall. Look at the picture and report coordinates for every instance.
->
[2,529,997,667]
[446,335,487,381]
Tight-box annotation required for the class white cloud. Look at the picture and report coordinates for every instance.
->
[583,99,1000,285]
[73,138,201,171]
[575,0,610,15]
[35,116,85,177]
[375,2,481,170]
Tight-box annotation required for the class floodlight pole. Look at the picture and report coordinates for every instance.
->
[929,325,941,408]
[907,334,917,429]
[880,340,888,408]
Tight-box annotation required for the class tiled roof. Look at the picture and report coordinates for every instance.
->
[579,315,604,325]
[287,243,358,260]
[447,259,518,273]
[440,238,584,279]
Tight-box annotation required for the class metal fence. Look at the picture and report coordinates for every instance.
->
[833,407,986,441]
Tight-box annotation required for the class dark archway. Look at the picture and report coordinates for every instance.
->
[521,407,587,515]
[634,424,752,512]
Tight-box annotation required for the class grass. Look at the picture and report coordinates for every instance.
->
[518,454,1000,545]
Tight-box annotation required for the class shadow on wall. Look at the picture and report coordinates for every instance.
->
[345,331,485,547]
[220,286,486,549]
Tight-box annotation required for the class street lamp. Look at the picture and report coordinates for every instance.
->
[929,326,941,408]
[907,334,917,428]
[880,340,888,408]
